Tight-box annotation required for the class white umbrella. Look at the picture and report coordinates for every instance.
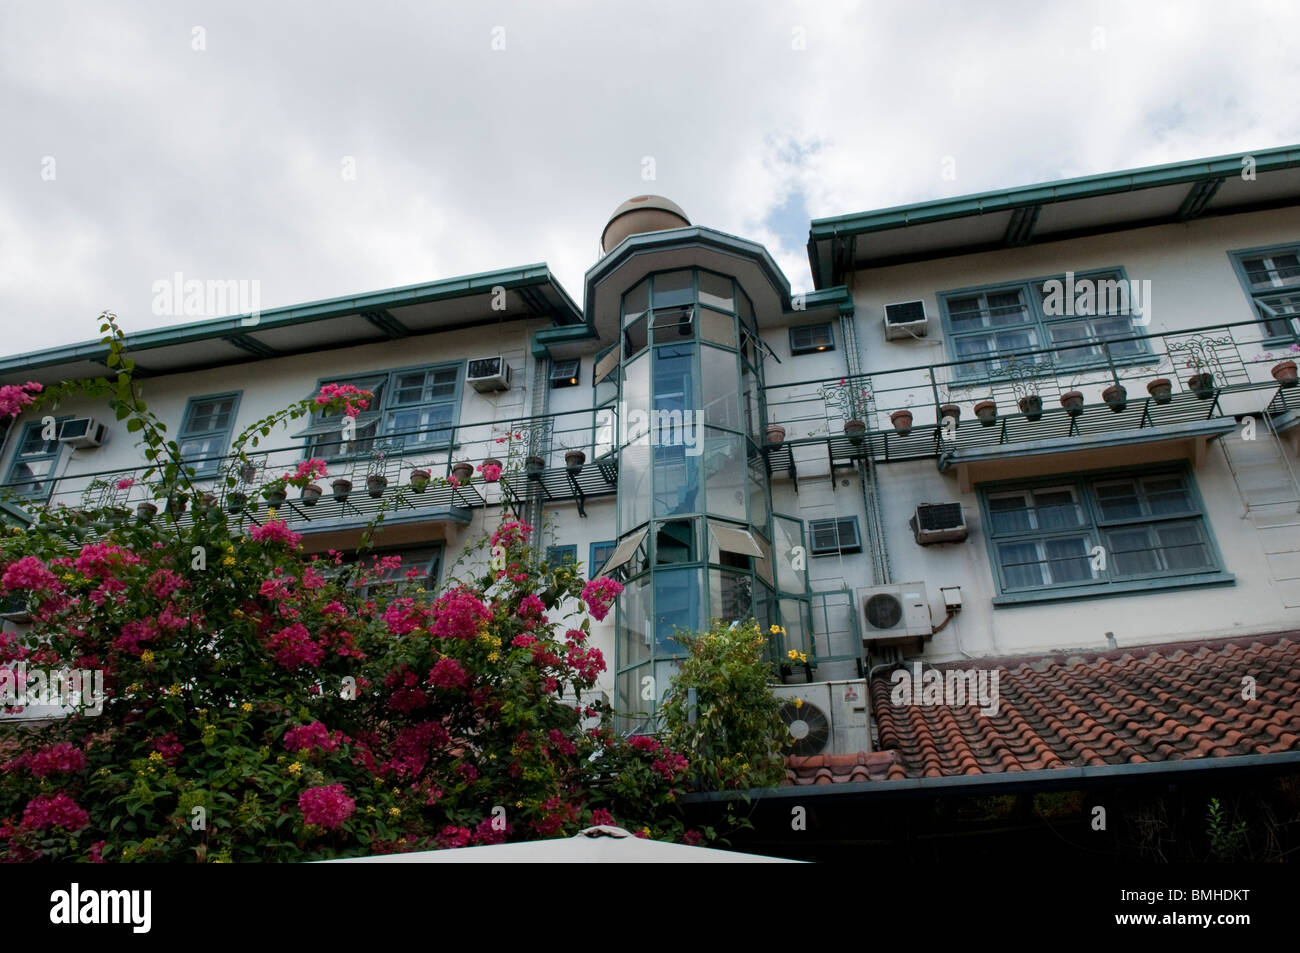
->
[327,825,799,863]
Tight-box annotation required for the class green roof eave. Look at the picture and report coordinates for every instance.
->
[0,264,582,378]
[531,324,599,360]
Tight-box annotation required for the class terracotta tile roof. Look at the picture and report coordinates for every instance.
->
[785,632,1300,785]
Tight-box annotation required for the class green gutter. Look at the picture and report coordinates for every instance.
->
[0,264,582,375]
[531,324,599,360]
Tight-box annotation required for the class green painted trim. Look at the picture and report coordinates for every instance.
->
[178,391,243,478]
[531,324,598,360]
[1226,239,1300,344]
[991,571,1236,606]
[953,416,1239,465]
[0,499,32,526]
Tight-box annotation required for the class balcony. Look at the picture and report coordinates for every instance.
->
[1,405,617,538]
[763,319,1300,486]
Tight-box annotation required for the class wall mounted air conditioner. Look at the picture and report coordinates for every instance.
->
[910,502,968,545]
[57,417,106,449]
[856,583,932,646]
[467,357,512,393]
[770,680,870,757]
[883,300,928,340]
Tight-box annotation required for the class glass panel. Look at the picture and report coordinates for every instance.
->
[623,279,649,327]
[998,541,1045,589]
[737,291,755,330]
[1044,537,1092,583]
[617,578,650,666]
[703,429,746,522]
[1093,316,1144,357]
[771,515,808,594]
[947,296,986,332]
[699,308,737,348]
[710,569,752,624]
[742,364,761,438]
[621,353,650,444]
[1143,475,1191,515]
[1094,480,1143,520]
[653,444,699,517]
[778,598,809,657]
[1034,488,1084,529]
[987,492,1032,534]
[593,406,615,459]
[698,272,735,312]
[624,315,648,360]
[650,305,694,339]
[619,443,652,532]
[1104,527,1160,576]
[1156,522,1212,571]
[655,519,696,564]
[653,568,701,653]
[987,290,1030,326]
[752,529,773,587]
[653,344,695,415]
[701,345,741,430]
[748,457,769,531]
[652,270,693,309]
[185,397,235,434]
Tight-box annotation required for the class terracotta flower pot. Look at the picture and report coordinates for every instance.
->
[1102,384,1128,414]
[167,493,189,516]
[765,424,786,445]
[1271,360,1298,388]
[367,474,388,498]
[974,400,997,427]
[843,418,867,445]
[938,404,961,427]
[1060,391,1084,416]
[889,410,913,436]
[1187,373,1216,399]
[1146,378,1172,404]
[451,462,474,483]
[480,458,503,483]
[227,491,247,513]
[1018,395,1043,420]
[331,478,352,503]
[264,486,287,506]
[301,483,323,505]
[525,455,546,480]
[408,469,430,493]
[564,450,586,474]
[135,501,157,523]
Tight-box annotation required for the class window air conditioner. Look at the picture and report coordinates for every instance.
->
[910,502,968,545]
[884,300,928,340]
[467,357,512,393]
[57,417,106,449]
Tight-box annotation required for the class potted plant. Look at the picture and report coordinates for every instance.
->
[331,478,352,503]
[197,491,218,511]
[301,482,323,505]
[889,409,913,436]
[227,490,247,513]
[263,479,288,506]
[1060,390,1085,416]
[366,473,388,498]
[1017,394,1043,420]
[408,468,431,493]
[239,461,258,484]
[451,461,474,483]
[1274,359,1299,387]
[478,459,503,483]
[1102,383,1127,413]
[167,491,189,516]
[938,403,961,428]
[564,449,586,474]
[525,455,546,480]
[843,418,867,445]
[135,501,158,522]
[765,423,786,445]
[1147,378,1173,404]
[973,400,997,427]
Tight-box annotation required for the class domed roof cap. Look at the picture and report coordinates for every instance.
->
[601,195,690,253]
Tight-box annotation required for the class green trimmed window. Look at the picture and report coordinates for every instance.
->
[939,269,1149,379]
[4,419,66,499]
[980,467,1229,603]
[589,540,617,578]
[789,323,834,355]
[179,393,241,476]
[808,517,861,556]
[545,545,578,567]
[1231,243,1300,342]
[302,363,462,459]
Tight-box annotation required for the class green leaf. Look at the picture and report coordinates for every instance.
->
[127,418,144,432]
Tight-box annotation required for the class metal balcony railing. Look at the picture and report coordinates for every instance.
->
[762,318,1300,465]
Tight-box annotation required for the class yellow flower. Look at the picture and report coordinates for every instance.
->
[240,702,253,712]
[388,807,401,818]
[222,556,236,567]
[793,697,803,709]
[287,762,302,775]
[266,507,277,519]
[148,752,163,763]
[641,826,652,838]
[366,806,377,815]
[140,651,155,665]
[487,651,500,663]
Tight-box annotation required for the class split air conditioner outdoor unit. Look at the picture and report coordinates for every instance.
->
[770,680,870,757]
[57,417,106,449]
[856,583,932,646]
[467,356,512,393]
[883,300,928,340]
[910,502,968,545]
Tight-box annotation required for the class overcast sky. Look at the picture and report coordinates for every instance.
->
[2,0,1297,356]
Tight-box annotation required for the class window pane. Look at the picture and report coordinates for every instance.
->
[948,296,986,332]
[653,568,701,652]
[710,569,752,623]
[1143,475,1192,515]
[618,578,650,665]
[1095,480,1143,519]
[987,493,1032,533]
[987,290,1030,326]
[701,345,741,430]
[698,272,734,312]
[1104,527,1160,576]
[623,279,649,326]
[699,308,737,348]
[1044,537,1092,583]
[619,443,652,532]
[624,315,648,359]
[998,542,1044,589]
[1034,488,1084,529]
[703,430,746,522]
[652,271,693,309]
[653,444,699,517]
[1156,522,1212,571]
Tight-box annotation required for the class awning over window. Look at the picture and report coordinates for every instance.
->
[596,528,647,577]
[709,521,765,557]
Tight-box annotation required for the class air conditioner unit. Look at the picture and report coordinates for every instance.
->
[884,300,928,340]
[910,502,968,545]
[856,583,932,646]
[57,417,106,449]
[770,680,870,757]
[467,357,512,393]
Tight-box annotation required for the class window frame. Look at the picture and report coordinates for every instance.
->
[545,544,578,567]
[3,417,71,501]
[937,267,1153,382]
[1229,242,1300,345]
[304,361,464,461]
[178,392,242,477]
[807,516,862,556]
[789,322,835,356]
[978,465,1233,606]
[589,540,617,578]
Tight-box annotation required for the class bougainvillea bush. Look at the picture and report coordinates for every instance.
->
[0,314,698,862]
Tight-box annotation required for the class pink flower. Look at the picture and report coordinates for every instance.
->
[428,657,469,690]
[88,840,107,863]
[283,721,339,753]
[511,634,537,649]
[580,576,624,622]
[437,825,473,849]
[316,383,373,418]
[151,733,183,764]
[265,622,324,668]
[21,792,89,832]
[115,477,134,490]
[112,618,158,655]
[448,475,460,489]
[74,541,141,579]
[477,463,502,482]
[590,808,615,827]
[299,784,355,830]
[629,735,662,753]
[250,520,302,547]
[517,593,546,621]
[146,569,187,600]
[0,382,42,419]
[429,589,491,640]
[1,556,60,593]
[19,743,86,778]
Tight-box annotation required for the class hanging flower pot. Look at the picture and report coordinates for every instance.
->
[1017,395,1043,421]
[451,462,474,483]
[264,485,287,506]
[167,492,189,516]
[974,400,998,427]
[938,403,961,427]
[1146,378,1172,404]
[525,455,546,480]
[367,474,388,498]
[239,462,258,484]
[1271,360,1298,388]
[564,449,586,474]
[1102,384,1128,414]
[765,424,786,445]
[227,491,247,513]
[301,483,323,505]
[1060,391,1085,416]
[135,501,157,523]
[889,410,913,436]
[408,469,431,493]
[1187,373,1216,399]
[198,492,218,510]
[843,418,867,445]
[331,478,352,503]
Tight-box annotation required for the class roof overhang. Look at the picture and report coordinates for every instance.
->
[0,265,582,386]
[808,144,1300,287]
